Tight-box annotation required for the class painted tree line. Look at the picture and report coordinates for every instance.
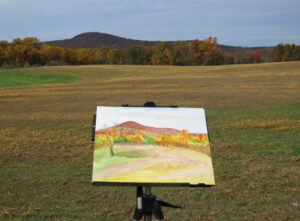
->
[0,37,300,67]
[96,128,209,157]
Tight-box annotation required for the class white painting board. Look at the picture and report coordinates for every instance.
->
[92,106,215,186]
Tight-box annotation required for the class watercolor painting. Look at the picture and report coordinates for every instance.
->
[92,107,215,185]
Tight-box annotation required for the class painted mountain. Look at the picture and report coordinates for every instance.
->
[95,121,209,152]
[93,121,215,185]
[96,121,181,136]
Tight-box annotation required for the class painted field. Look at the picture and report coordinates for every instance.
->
[93,144,214,184]
[0,62,299,220]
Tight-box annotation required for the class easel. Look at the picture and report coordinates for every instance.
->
[128,102,181,221]
[92,101,213,221]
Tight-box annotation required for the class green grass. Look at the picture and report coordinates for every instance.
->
[0,62,299,220]
[0,71,81,88]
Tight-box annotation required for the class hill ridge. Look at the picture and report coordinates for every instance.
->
[48,32,159,49]
[46,32,273,52]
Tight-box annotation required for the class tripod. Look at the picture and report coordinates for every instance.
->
[133,186,182,221]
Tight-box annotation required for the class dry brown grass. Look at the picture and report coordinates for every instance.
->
[228,119,300,132]
[0,62,299,220]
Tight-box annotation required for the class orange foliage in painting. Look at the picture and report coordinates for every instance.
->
[96,125,209,153]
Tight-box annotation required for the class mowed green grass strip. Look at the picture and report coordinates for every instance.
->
[0,62,299,220]
[0,71,81,88]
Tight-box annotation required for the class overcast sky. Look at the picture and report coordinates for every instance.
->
[0,0,299,46]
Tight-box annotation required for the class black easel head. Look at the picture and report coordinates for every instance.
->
[122,102,177,108]
[144,101,156,107]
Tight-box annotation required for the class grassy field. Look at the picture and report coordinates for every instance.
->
[0,71,81,88]
[0,62,299,220]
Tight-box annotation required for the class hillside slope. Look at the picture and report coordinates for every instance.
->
[48,32,159,49]
[47,32,273,54]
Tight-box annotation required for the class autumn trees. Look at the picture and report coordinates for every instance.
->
[1,37,40,66]
[0,40,9,66]
[0,37,219,67]
[0,37,299,67]
[272,43,300,62]
[188,37,218,65]
[125,45,147,64]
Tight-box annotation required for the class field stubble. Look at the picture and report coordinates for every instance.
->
[0,62,299,220]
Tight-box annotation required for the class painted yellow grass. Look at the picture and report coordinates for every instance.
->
[93,144,215,185]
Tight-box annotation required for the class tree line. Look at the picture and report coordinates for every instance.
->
[0,37,299,67]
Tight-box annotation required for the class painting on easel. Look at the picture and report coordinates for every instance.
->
[92,106,215,185]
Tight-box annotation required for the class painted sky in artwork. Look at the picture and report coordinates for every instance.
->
[96,107,208,134]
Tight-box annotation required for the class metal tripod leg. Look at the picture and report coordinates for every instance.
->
[133,186,181,221]
[144,187,155,221]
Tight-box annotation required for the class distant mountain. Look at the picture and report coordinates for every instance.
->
[46,32,273,55]
[47,32,160,49]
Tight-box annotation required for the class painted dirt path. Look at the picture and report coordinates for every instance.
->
[93,144,215,185]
